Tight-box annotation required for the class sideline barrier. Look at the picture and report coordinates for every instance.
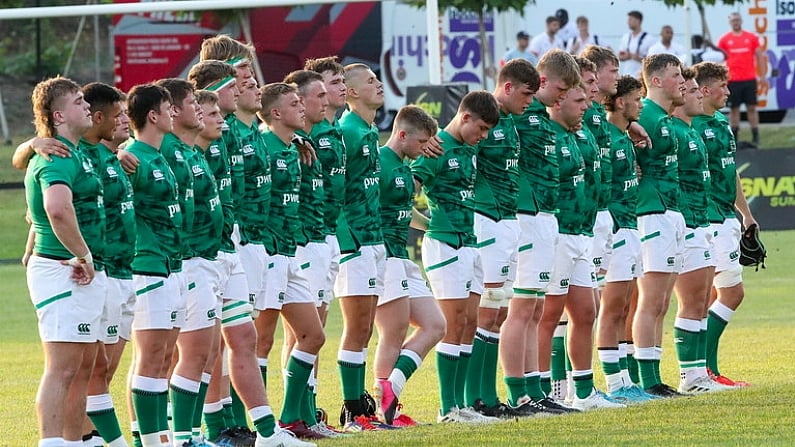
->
[736,148,795,230]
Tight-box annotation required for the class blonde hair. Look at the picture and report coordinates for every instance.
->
[32,76,81,138]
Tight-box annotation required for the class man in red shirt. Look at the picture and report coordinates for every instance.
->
[717,12,765,147]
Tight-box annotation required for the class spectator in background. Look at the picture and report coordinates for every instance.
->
[555,9,579,50]
[691,35,726,64]
[648,25,689,65]
[502,31,538,66]
[618,10,653,78]
[530,16,565,59]
[717,12,764,147]
[568,16,602,56]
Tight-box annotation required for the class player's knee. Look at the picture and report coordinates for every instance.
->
[714,267,743,289]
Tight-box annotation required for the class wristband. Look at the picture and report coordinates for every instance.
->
[67,252,93,267]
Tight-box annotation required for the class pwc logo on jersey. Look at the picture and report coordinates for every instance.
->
[282,193,299,205]
[492,128,505,140]
[721,156,735,169]
[276,159,288,170]
[120,200,134,214]
[665,154,678,166]
[544,145,556,156]
[209,196,221,211]
[505,158,519,170]
[363,176,379,189]
[312,178,323,191]
[167,204,181,218]
[255,174,271,188]
[624,178,639,191]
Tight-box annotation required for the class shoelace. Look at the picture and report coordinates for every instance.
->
[353,415,379,430]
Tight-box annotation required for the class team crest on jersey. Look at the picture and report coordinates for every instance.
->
[448,158,460,169]
[592,114,601,125]
[395,176,405,188]
[615,149,626,160]
[575,130,586,139]
[192,164,204,176]
[318,137,331,148]
[175,150,185,162]
[660,126,669,137]
[561,146,570,156]
[209,145,220,155]
[704,128,715,139]
[153,169,164,180]
[276,159,288,170]
[688,140,698,151]
[221,122,229,131]
[527,115,540,125]
[241,144,254,155]
[106,165,118,178]
[492,129,505,140]
[82,160,93,173]
[471,155,477,169]
[362,145,370,156]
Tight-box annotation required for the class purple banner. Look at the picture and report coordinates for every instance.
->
[778,20,795,46]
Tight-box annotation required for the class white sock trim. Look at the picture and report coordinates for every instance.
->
[710,301,735,322]
[436,342,461,357]
[131,375,162,392]
[337,349,363,364]
[249,405,273,422]
[86,393,113,412]
[170,374,201,393]
[400,349,422,367]
[291,349,318,366]
[674,317,701,333]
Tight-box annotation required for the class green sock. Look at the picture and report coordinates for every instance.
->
[464,336,486,407]
[230,385,248,427]
[456,346,472,408]
[540,374,552,395]
[436,347,459,414]
[221,400,236,427]
[156,390,169,434]
[550,334,567,381]
[300,384,318,426]
[638,359,658,389]
[192,377,210,437]
[338,353,363,402]
[504,376,527,407]
[572,370,594,400]
[252,410,276,438]
[525,373,545,401]
[130,388,160,435]
[280,354,314,424]
[131,428,142,447]
[203,405,226,441]
[86,395,124,444]
[480,335,500,407]
[706,311,729,375]
[675,319,703,382]
[627,353,640,384]
[170,378,199,444]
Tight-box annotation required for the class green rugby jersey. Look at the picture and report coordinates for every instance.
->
[692,112,737,222]
[574,126,601,236]
[202,136,236,253]
[223,116,246,218]
[231,116,271,245]
[160,133,195,266]
[84,141,136,279]
[473,110,520,221]
[672,117,711,228]
[25,136,106,265]
[636,98,680,215]
[410,130,478,248]
[126,140,182,277]
[605,122,639,230]
[190,144,223,259]
[337,110,383,252]
[514,97,559,214]
[261,130,301,256]
[295,129,326,245]
[379,146,414,259]
[584,102,613,210]
[310,118,346,234]
[551,121,586,235]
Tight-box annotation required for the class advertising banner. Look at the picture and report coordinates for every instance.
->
[736,148,795,230]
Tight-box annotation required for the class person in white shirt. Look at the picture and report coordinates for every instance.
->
[530,16,565,59]
[617,10,653,78]
[648,25,689,65]
[555,9,579,51]
[502,31,538,66]
[568,16,602,56]
[691,34,726,64]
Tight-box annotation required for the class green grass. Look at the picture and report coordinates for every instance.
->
[2,231,795,445]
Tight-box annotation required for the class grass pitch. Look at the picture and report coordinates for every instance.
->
[2,230,795,445]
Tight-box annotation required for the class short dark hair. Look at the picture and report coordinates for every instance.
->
[628,10,643,21]
[156,78,195,108]
[258,82,298,124]
[575,56,597,75]
[195,89,218,106]
[681,66,696,82]
[304,55,344,76]
[499,59,540,93]
[692,61,729,86]
[127,83,172,132]
[458,91,500,127]
[580,45,619,70]
[604,75,643,112]
[82,82,122,115]
[188,60,236,90]
[395,105,438,137]
[546,16,560,25]
[283,70,324,96]
[642,53,682,84]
